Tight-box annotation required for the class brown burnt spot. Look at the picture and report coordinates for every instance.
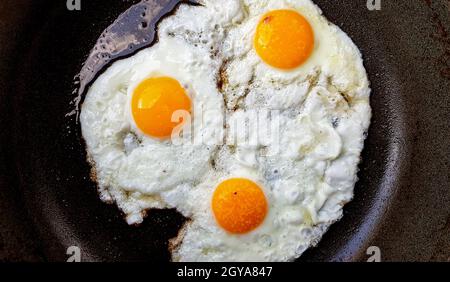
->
[263,16,272,24]
[168,219,192,261]
[325,75,353,107]
[230,73,255,111]
[232,95,246,111]
[217,60,229,93]
[306,69,321,93]
[339,92,352,105]
[89,167,97,184]
[86,152,116,205]
[210,158,216,169]
[86,153,98,183]
[209,149,219,170]
[227,145,237,154]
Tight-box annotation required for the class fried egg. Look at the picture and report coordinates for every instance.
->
[169,0,371,261]
[80,0,371,261]
[80,34,225,224]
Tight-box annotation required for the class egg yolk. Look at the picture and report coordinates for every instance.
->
[131,76,191,138]
[212,178,268,234]
[254,9,315,70]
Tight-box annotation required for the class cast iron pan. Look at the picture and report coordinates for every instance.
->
[0,0,449,262]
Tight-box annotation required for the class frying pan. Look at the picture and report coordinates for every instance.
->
[0,0,449,262]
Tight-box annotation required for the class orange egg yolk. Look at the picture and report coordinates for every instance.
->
[131,76,191,138]
[212,178,268,234]
[254,9,315,70]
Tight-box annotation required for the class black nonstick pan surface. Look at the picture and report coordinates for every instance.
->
[0,0,449,262]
